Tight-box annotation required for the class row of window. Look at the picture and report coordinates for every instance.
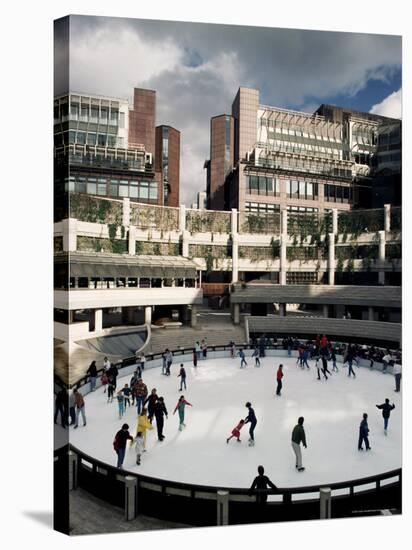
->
[54,131,124,148]
[246,175,280,196]
[66,176,158,200]
[245,202,280,213]
[55,103,125,127]
[324,184,351,203]
[287,180,319,200]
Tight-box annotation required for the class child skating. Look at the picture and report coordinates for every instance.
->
[117,390,125,419]
[134,431,144,465]
[226,419,245,444]
[173,395,193,430]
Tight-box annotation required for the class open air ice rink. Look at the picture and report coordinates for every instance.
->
[69,353,401,489]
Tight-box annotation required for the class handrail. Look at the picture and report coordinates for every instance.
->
[58,443,401,500]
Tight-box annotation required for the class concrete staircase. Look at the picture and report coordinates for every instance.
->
[146,311,246,354]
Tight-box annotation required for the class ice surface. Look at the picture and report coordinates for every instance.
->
[69,356,401,489]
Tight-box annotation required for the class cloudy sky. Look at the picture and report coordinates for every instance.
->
[55,16,402,205]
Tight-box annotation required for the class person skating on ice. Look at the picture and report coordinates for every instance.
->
[291,417,307,471]
[154,397,168,441]
[358,413,371,451]
[134,431,144,465]
[122,384,132,409]
[178,364,187,391]
[330,348,338,372]
[276,364,284,396]
[244,402,257,446]
[321,355,331,379]
[73,389,86,429]
[134,378,148,416]
[226,419,245,444]
[376,398,395,434]
[113,423,133,469]
[252,346,261,367]
[249,465,277,504]
[173,395,193,431]
[116,390,125,419]
[134,407,153,451]
[192,348,198,368]
[238,348,248,368]
[144,388,159,423]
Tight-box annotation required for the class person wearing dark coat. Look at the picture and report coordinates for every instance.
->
[291,417,307,471]
[107,364,119,389]
[376,399,395,433]
[358,413,371,450]
[244,402,257,446]
[249,465,277,504]
[321,355,331,378]
[144,389,159,422]
[154,397,168,441]
[113,423,133,468]
[54,388,68,428]
[86,361,98,391]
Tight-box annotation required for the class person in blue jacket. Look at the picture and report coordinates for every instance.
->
[376,398,395,434]
[358,413,371,451]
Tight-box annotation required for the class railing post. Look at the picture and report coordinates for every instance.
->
[68,450,78,491]
[124,476,138,521]
[122,197,130,227]
[216,490,229,526]
[320,487,331,519]
[384,204,391,232]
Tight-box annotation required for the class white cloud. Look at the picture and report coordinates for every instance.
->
[370,88,402,119]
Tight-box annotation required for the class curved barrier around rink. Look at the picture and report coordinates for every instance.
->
[56,346,402,526]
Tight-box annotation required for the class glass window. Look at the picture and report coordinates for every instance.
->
[342,186,350,203]
[90,107,98,121]
[258,176,267,195]
[119,112,125,128]
[313,183,318,198]
[80,106,89,121]
[306,181,313,199]
[109,183,118,197]
[335,186,342,203]
[100,108,108,123]
[149,183,158,199]
[129,185,138,198]
[290,180,299,198]
[70,103,79,119]
[299,181,306,199]
[117,185,128,198]
[107,135,116,147]
[97,183,106,196]
[87,181,97,195]
[76,132,86,145]
[139,181,149,199]
[110,109,118,124]
[68,131,76,144]
[75,177,86,193]
[266,178,274,193]
[87,133,96,145]
[249,176,258,193]
[98,134,106,146]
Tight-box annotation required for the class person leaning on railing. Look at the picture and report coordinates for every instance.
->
[249,465,277,504]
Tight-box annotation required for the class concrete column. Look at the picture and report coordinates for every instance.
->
[128,226,136,256]
[280,234,287,286]
[328,233,335,286]
[384,204,391,232]
[322,304,329,318]
[231,208,238,234]
[124,476,138,521]
[191,305,198,327]
[279,303,286,316]
[232,303,240,325]
[332,209,338,235]
[122,197,130,227]
[182,230,190,258]
[216,490,229,526]
[144,306,152,326]
[179,204,186,232]
[281,208,288,235]
[95,309,103,332]
[368,306,375,321]
[62,218,77,252]
[378,230,386,285]
[232,234,239,284]
[68,451,78,491]
[320,487,331,519]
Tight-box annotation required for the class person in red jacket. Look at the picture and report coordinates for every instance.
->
[276,364,284,396]
[226,419,245,444]
[320,334,328,350]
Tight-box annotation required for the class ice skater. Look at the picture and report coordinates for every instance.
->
[100,371,108,393]
[135,378,148,415]
[276,364,284,396]
[244,402,257,446]
[134,431,144,465]
[238,348,248,368]
[116,390,125,419]
[195,341,201,360]
[393,363,402,392]
[302,347,310,369]
[166,349,173,376]
[122,384,132,409]
[226,419,245,444]
[321,355,331,378]
[107,375,116,403]
[86,361,98,392]
[315,354,327,380]
[230,341,236,359]
[330,349,338,372]
[202,338,208,359]
[73,389,86,429]
[135,408,153,450]
[249,465,277,504]
[173,395,193,431]
[113,423,133,469]
[178,364,187,391]
[291,417,307,471]
[252,346,261,367]
[376,399,395,434]
[192,348,198,367]
[358,413,371,450]
[144,388,159,423]
[54,388,68,428]
[154,397,168,441]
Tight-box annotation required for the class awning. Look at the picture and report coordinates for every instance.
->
[55,252,198,280]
